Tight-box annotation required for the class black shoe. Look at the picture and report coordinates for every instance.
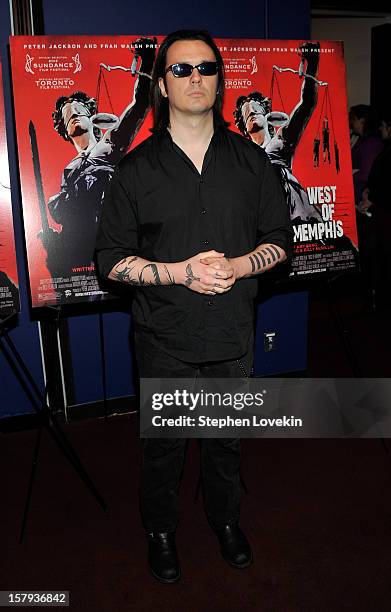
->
[147,531,181,583]
[213,523,253,568]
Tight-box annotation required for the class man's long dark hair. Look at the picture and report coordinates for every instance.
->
[150,29,226,132]
[349,104,377,138]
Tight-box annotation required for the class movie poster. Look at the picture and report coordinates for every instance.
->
[10,36,357,307]
[0,60,19,315]
[223,39,358,277]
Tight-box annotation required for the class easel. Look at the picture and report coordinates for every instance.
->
[0,311,108,543]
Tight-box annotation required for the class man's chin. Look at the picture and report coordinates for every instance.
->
[184,104,214,116]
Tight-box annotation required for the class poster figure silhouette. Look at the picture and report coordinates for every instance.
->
[234,42,322,223]
[11,36,156,305]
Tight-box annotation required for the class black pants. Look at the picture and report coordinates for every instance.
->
[135,334,254,533]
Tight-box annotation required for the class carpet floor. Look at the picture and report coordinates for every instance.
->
[2,281,391,611]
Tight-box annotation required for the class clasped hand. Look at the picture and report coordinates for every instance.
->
[183,250,236,295]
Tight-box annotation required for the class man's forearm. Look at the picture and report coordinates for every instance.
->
[109,255,182,286]
[230,243,287,280]
[109,255,205,287]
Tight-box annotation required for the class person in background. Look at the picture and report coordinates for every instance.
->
[350,104,383,208]
[363,111,391,311]
[350,104,384,309]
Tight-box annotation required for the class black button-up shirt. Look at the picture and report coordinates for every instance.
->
[95,122,292,363]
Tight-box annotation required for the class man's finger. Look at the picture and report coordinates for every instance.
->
[215,269,233,279]
[207,261,234,271]
[202,287,216,295]
[202,276,220,287]
[201,257,229,266]
[199,250,224,260]
[205,267,234,279]
[199,257,218,265]
[205,278,234,289]
[212,285,233,294]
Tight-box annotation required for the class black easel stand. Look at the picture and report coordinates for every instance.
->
[0,313,108,543]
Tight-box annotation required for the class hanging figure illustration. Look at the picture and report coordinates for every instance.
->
[322,116,331,164]
[313,135,320,167]
[334,140,340,173]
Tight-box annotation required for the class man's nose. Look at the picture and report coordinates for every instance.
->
[190,67,202,82]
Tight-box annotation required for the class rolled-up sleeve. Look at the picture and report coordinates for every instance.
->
[95,163,139,279]
[256,153,293,260]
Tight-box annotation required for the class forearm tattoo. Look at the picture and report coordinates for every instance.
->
[112,257,175,286]
[249,244,282,273]
[138,263,162,285]
[184,263,200,287]
[112,257,139,284]
[164,265,175,285]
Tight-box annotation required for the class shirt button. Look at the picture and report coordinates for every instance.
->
[200,178,204,184]
[204,239,209,245]
[201,208,207,214]
[207,300,213,306]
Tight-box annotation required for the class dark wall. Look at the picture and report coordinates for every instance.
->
[371,24,391,118]
[42,0,310,39]
[0,0,310,419]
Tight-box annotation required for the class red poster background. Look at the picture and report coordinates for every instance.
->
[10,36,357,307]
[222,39,357,242]
[0,59,19,314]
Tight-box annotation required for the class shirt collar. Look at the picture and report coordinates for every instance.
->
[157,109,227,143]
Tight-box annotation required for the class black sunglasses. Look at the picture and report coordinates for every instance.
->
[165,61,218,78]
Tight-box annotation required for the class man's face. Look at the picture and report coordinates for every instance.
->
[379,120,391,141]
[241,99,269,145]
[158,40,218,119]
[349,113,364,136]
[61,100,92,138]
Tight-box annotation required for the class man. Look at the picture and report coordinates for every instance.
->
[361,112,391,310]
[96,30,292,584]
[44,38,155,281]
[233,42,322,224]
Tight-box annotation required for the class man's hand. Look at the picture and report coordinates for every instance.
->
[180,250,236,295]
[358,188,373,213]
[201,254,238,278]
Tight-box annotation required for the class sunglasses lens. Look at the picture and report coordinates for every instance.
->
[169,62,218,77]
[171,64,192,77]
[198,62,218,76]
